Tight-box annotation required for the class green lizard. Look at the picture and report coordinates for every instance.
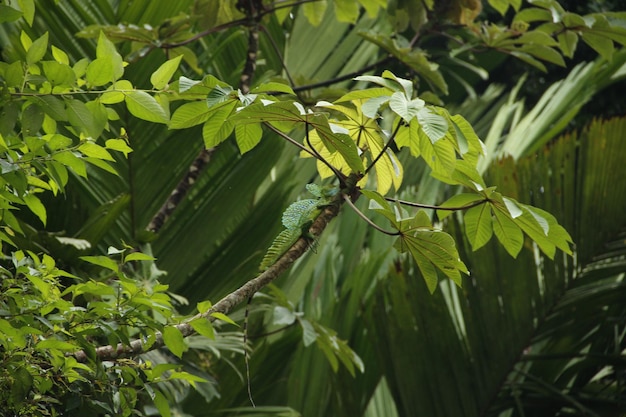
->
[259,183,338,271]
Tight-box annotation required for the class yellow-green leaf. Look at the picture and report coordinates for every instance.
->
[125,91,169,124]
[189,318,215,339]
[150,55,183,90]
[105,139,133,157]
[26,32,48,65]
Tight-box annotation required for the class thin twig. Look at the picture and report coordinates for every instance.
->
[385,197,488,211]
[304,120,346,183]
[343,194,400,236]
[264,123,314,156]
[292,56,393,93]
[365,121,403,175]
[259,24,296,88]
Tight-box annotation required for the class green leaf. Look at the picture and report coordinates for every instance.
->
[334,0,359,23]
[21,103,44,136]
[210,312,238,326]
[581,31,614,61]
[311,116,364,174]
[23,194,46,225]
[396,226,468,292]
[197,300,212,313]
[105,139,133,157]
[273,306,297,326]
[78,142,115,161]
[299,318,318,347]
[42,61,76,86]
[18,0,35,26]
[189,318,215,339]
[0,5,23,23]
[202,101,237,147]
[464,204,493,250]
[418,128,456,175]
[124,252,155,262]
[163,326,186,359]
[95,31,123,80]
[252,82,295,95]
[169,101,213,129]
[150,55,183,89]
[26,32,48,65]
[125,91,169,124]
[513,7,551,23]
[51,45,69,65]
[206,85,234,107]
[86,58,114,86]
[417,107,448,143]
[437,193,485,220]
[488,0,509,15]
[52,151,87,177]
[491,207,524,257]
[80,255,119,272]
[303,0,327,26]
[66,99,98,138]
[153,391,171,417]
[35,339,77,352]
[235,122,263,154]
[389,92,425,122]
[557,30,579,58]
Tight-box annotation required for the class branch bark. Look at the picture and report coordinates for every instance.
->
[74,184,349,363]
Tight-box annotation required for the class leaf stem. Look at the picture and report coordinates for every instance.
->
[304,121,346,183]
[364,120,403,175]
[385,197,488,211]
[343,194,400,236]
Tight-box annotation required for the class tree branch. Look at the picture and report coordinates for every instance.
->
[73,182,351,363]
[146,148,214,233]
[292,55,393,93]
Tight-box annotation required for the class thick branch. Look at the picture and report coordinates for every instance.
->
[146,148,214,233]
[73,185,348,363]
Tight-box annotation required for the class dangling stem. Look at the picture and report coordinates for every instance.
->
[343,194,400,236]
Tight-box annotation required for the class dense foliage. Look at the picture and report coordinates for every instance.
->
[0,0,625,415]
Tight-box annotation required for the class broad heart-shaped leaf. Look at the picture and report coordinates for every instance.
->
[464,203,493,251]
[394,228,468,293]
[150,55,182,89]
[125,91,168,124]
